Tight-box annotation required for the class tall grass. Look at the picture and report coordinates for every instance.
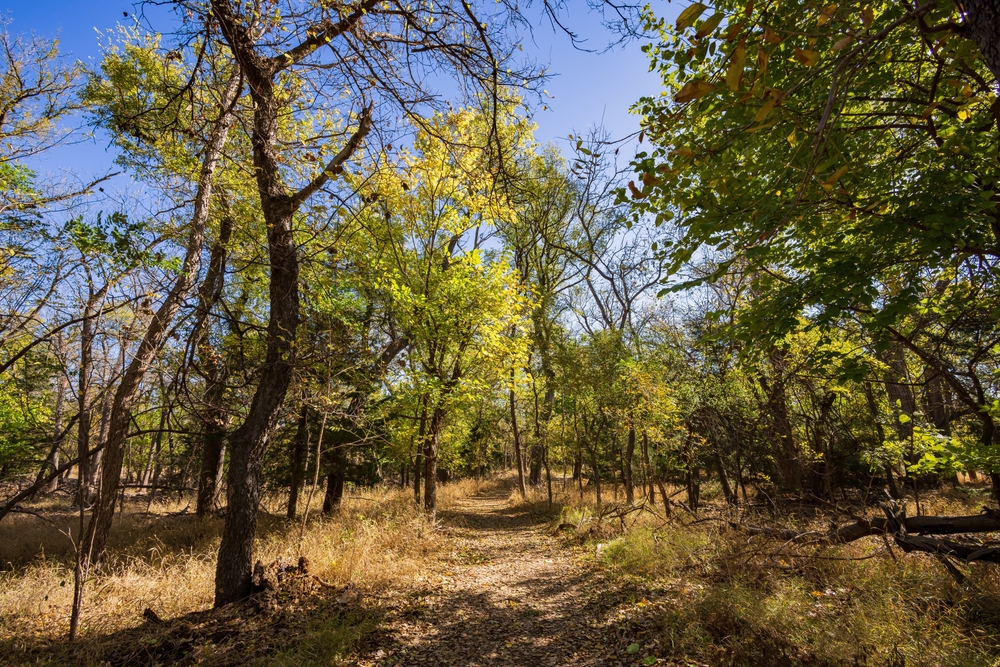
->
[0,482,453,648]
[558,486,1000,667]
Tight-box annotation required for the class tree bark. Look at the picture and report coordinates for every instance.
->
[193,213,235,518]
[763,350,801,491]
[47,361,67,493]
[642,430,655,504]
[423,406,445,520]
[322,444,346,513]
[510,384,527,499]
[75,291,97,506]
[964,0,1000,81]
[624,424,635,504]
[863,380,900,499]
[83,72,242,565]
[210,0,374,606]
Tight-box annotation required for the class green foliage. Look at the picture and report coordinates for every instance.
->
[631,0,998,349]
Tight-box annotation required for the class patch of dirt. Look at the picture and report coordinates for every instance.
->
[358,494,664,667]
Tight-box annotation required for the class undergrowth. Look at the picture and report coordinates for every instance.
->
[558,485,1000,667]
[0,479,494,666]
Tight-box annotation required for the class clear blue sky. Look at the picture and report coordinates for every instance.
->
[7,1,677,180]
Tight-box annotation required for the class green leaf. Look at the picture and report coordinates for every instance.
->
[676,3,708,30]
[695,12,725,38]
[627,643,641,654]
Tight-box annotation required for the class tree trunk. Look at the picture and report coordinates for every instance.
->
[414,397,427,508]
[423,407,445,520]
[624,424,635,504]
[197,412,228,516]
[964,0,1000,81]
[287,404,309,518]
[714,445,735,504]
[642,430,655,504]
[322,445,346,513]
[89,395,112,499]
[864,380,900,499]
[47,363,67,493]
[82,73,241,569]
[209,0,374,606]
[923,367,951,435]
[193,211,235,518]
[76,294,96,507]
[510,385,527,499]
[764,350,801,490]
[588,442,602,507]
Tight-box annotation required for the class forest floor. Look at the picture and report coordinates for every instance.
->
[355,490,656,667]
[4,478,1000,666]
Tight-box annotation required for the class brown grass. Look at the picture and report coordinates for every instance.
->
[0,480,464,660]
[555,484,1000,667]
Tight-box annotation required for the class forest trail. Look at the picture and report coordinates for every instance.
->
[359,492,650,667]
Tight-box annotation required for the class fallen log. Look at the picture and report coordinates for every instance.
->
[735,508,1000,545]
[733,505,1000,569]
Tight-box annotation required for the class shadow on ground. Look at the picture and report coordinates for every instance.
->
[2,581,378,667]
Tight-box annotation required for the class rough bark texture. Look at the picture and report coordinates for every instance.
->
[210,0,374,606]
[764,351,801,490]
[737,507,1000,570]
[964,0,1000,81]
[322,445,346,513]
[642,431,655,504]
[76,294,96,506]
[624,425,635,505]
[511,386,527,499]
[194,214,235,518]
[423,407,445,521]
[84,72,242,564]
[47,357,67,493]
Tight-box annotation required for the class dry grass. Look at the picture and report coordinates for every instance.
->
[554,485,1000,667]
[0,480,468,661]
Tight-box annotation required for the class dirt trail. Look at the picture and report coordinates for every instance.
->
[359,493,656,667]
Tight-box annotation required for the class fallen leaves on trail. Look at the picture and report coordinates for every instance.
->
[355,494,675,667]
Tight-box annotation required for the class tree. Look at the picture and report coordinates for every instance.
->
[360,109,531,519]
[630,0,1000,497]
[203,0,536,604]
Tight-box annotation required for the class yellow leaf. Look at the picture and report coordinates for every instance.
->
[787,129,798,146]
[962,84,973,98]
[754,97,777,122]
[756,48,769,86]
[695,12,725,38]
[694,12,726,39]
[726,21,745,41]
[820,164,849,186]
[675,80,716,103]
[671,148,695,157]
[958,108,969,121]
[727,40,747,90]
[817,4,837,25]
[763,27,783,44]
[860,7,874,28]
[832,35,854,50]
[794,48,819,66]
[922,101,939,119]
[676,3,708,31]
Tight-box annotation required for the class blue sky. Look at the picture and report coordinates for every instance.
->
[7,1,677,181]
